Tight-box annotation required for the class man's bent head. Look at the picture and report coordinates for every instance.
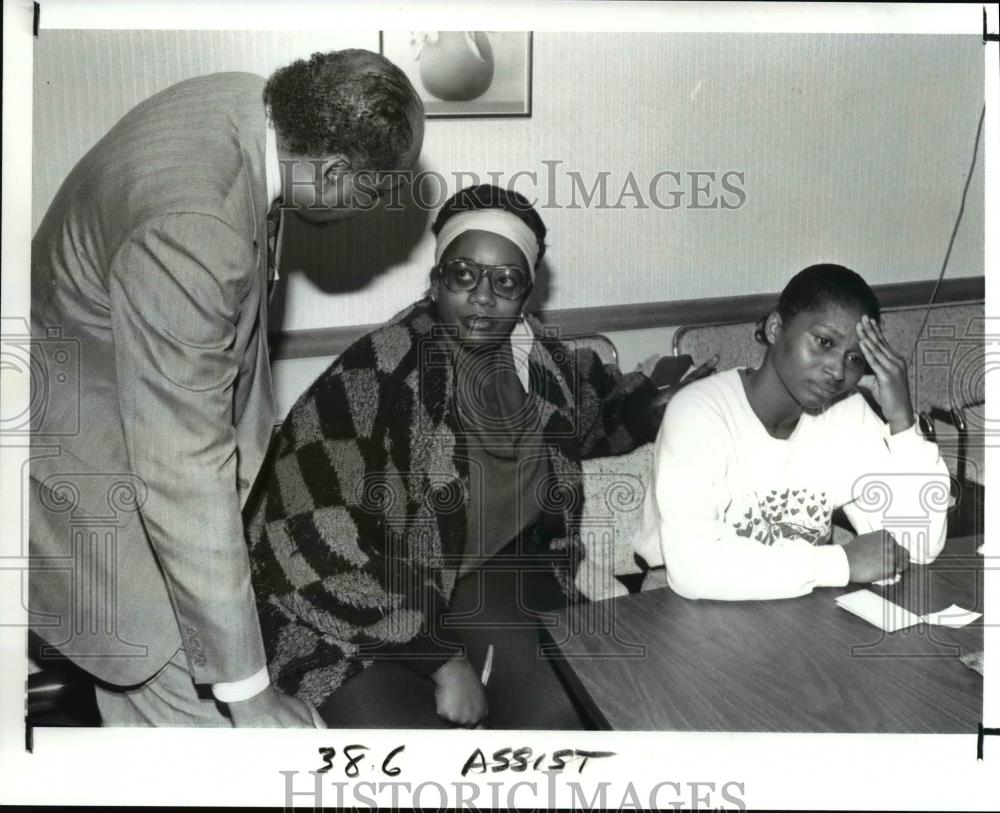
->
[265,49,425,223]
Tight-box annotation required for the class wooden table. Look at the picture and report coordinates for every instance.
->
[542,534,984,732]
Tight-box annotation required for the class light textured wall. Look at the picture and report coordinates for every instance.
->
[32,29,373,228]
[34,31,984,332]
[33,31,983,412]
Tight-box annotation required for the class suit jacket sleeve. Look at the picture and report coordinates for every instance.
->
[108,212,266,685]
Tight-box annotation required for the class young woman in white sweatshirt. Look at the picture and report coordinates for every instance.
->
[634,264,949,600]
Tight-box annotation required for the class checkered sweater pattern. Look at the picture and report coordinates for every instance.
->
[245,298,658,706]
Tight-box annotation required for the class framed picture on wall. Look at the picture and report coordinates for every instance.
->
[379,31,532,117]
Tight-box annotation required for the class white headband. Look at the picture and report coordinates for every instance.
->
[434,209,540,279]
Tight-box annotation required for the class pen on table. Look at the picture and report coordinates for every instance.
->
[480,644,494,686]
[474,644,495,730]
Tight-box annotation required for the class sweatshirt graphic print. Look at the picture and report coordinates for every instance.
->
[732,487,832,545]
[633,368,949,601]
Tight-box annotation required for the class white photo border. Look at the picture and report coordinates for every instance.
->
[1,1,996,809]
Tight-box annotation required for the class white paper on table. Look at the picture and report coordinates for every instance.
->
[921,604,982,628]
[835,589,922,632]
[835,591,982,631]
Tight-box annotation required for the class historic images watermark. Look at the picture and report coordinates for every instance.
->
[281,766,748,811]
[278,159,748,214]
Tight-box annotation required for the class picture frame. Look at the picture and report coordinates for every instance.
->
[379,31,532,118]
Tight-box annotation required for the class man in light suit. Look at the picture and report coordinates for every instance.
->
[29,49,424,727]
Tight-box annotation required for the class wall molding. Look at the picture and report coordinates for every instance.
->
[269,275,985,361]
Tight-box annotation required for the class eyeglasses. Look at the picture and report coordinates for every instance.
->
[434,258,532,301]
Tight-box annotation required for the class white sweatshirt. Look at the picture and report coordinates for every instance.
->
[633,369,949,600]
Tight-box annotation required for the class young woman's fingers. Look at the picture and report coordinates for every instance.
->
[682,354,720,383]
[865,330,906,379]
[863,317,904,367]
[867,316,892,346]
[858,322,896,367]
[869,327,903,370]
[859,316,888,352]
[858,332,892,374]
[860,340,900,390]
[859,315,886,344]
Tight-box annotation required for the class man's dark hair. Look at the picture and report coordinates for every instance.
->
[432,184,548,262]
[264,49,422,170]
[755,263,881,343]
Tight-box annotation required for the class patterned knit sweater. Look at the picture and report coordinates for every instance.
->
[245,298,658,707]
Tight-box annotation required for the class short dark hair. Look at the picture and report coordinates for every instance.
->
[264,49,422,170]
[431,184,547,262]
[755,263,881,343]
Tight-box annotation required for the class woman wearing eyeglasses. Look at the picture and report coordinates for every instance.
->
[246,185,711,729]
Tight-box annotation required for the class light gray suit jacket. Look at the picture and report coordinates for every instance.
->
[30,72,276,686]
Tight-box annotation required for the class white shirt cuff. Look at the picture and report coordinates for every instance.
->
[212,667,270,703]
[814,544,851,588]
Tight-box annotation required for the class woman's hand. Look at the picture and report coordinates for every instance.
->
[431,655,488,727]
[843,530,911,583]
[648,354,719,409]
[856,315,914,434]
[641,353,690,386]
